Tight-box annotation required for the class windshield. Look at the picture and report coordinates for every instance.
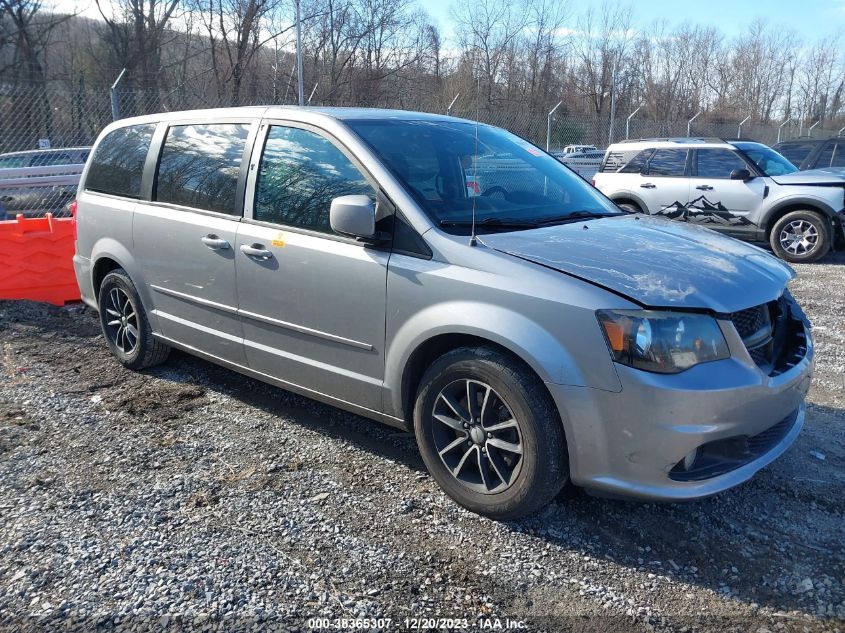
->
[346,119,620,232]
[735,142,798,177]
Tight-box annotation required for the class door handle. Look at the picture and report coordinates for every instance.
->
[240,243,273,260]
[201,234,230,250]
[640,183,656,189]
[695,185,714,191]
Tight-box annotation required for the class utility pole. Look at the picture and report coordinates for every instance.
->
[295,0,304,106]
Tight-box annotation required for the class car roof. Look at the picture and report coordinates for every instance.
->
[773,137,830,145]
[608,137,734,151]
[101,106,464,129]
[0,146,91,158]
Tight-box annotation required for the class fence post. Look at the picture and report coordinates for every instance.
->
[625,106,642,140]
[737,115,750,138]
[687,111,702,137]
[446,93,460,116]
[295,0,304,106]
[607,61,618,145]
[546,101,562,151]
[807,120,819,137]
[110,68,126,121]
[777,118,792,143]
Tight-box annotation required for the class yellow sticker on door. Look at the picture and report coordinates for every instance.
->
[271,232,286,247]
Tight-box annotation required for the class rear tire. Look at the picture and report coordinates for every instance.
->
[98,269,170,370]
[769,210,831,263]
[413,346,569,520]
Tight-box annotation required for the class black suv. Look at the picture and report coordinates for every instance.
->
[772,137,845,171]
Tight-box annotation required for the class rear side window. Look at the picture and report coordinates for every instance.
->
[619,149,653,173]
[815,142,845,168]
[254,125,374,233]
[155,123,250,215]
[0,155,27,168]
[646,149,688,177]
[31,152,72,167]
[775,141,817,168]
[85,125,156,198]
[694,149,748,178]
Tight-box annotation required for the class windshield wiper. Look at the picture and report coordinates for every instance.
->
[536,210,620,225]
[440,217,540,229]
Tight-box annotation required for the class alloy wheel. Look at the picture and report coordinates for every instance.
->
[104,287,139,355]
[779,220,819,256]
[431,379,523,494]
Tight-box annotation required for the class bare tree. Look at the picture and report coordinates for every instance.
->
[451,0,527,106]
[94,0,182,115]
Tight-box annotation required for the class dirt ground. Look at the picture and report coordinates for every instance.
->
[0,251,843,632]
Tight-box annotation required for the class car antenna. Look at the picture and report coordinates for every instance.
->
[469,75,480,247]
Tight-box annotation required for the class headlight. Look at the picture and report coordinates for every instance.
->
[596,310,729,374]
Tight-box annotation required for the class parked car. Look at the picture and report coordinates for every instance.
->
[552,148,605,180]
[560,144,598,154]
[0,147,90,169]
[593,138,845,263]
[74,109,812,519]
[773,137,845,171]
[0,146,90,218]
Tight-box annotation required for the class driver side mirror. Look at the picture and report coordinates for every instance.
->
[330,195,384,242]
[730,168,753,181]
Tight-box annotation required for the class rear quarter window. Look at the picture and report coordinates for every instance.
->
[85,125,156,198]
[601,149,653,173]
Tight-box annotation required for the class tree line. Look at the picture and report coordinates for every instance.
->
[0,0,843,131]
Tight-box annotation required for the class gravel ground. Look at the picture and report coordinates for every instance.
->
[0,252,843,632]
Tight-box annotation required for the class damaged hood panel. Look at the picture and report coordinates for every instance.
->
[770,168,845,186]
[480,215,794,314]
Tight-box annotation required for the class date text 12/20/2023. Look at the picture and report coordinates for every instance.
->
[307,617,528,629]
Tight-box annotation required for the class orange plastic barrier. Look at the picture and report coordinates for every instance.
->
[0,213,81,306]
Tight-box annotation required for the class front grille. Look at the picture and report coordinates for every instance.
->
[729,294,807,376]
[730,305,769,339]
[669,410,799,482]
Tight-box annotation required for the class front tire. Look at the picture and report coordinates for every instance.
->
[98,269,170,370]
[616,202,642,214]
[769,210,831,263]
[413,346,569,520]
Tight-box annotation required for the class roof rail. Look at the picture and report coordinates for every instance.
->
[614,137,725,145]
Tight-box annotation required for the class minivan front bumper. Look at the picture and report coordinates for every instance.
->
[547,321,813,501]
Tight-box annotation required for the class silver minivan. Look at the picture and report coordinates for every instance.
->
[73,107,813,519]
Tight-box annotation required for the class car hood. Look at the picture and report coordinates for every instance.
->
[479,215,794,313]
[770,168,845,185]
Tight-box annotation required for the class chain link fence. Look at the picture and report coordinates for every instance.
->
[2,80,843,218]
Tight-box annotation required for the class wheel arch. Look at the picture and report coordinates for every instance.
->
[386,302,596,427]
[761,199,839,240]
[89,238,150,313]
[608,192,647,213]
